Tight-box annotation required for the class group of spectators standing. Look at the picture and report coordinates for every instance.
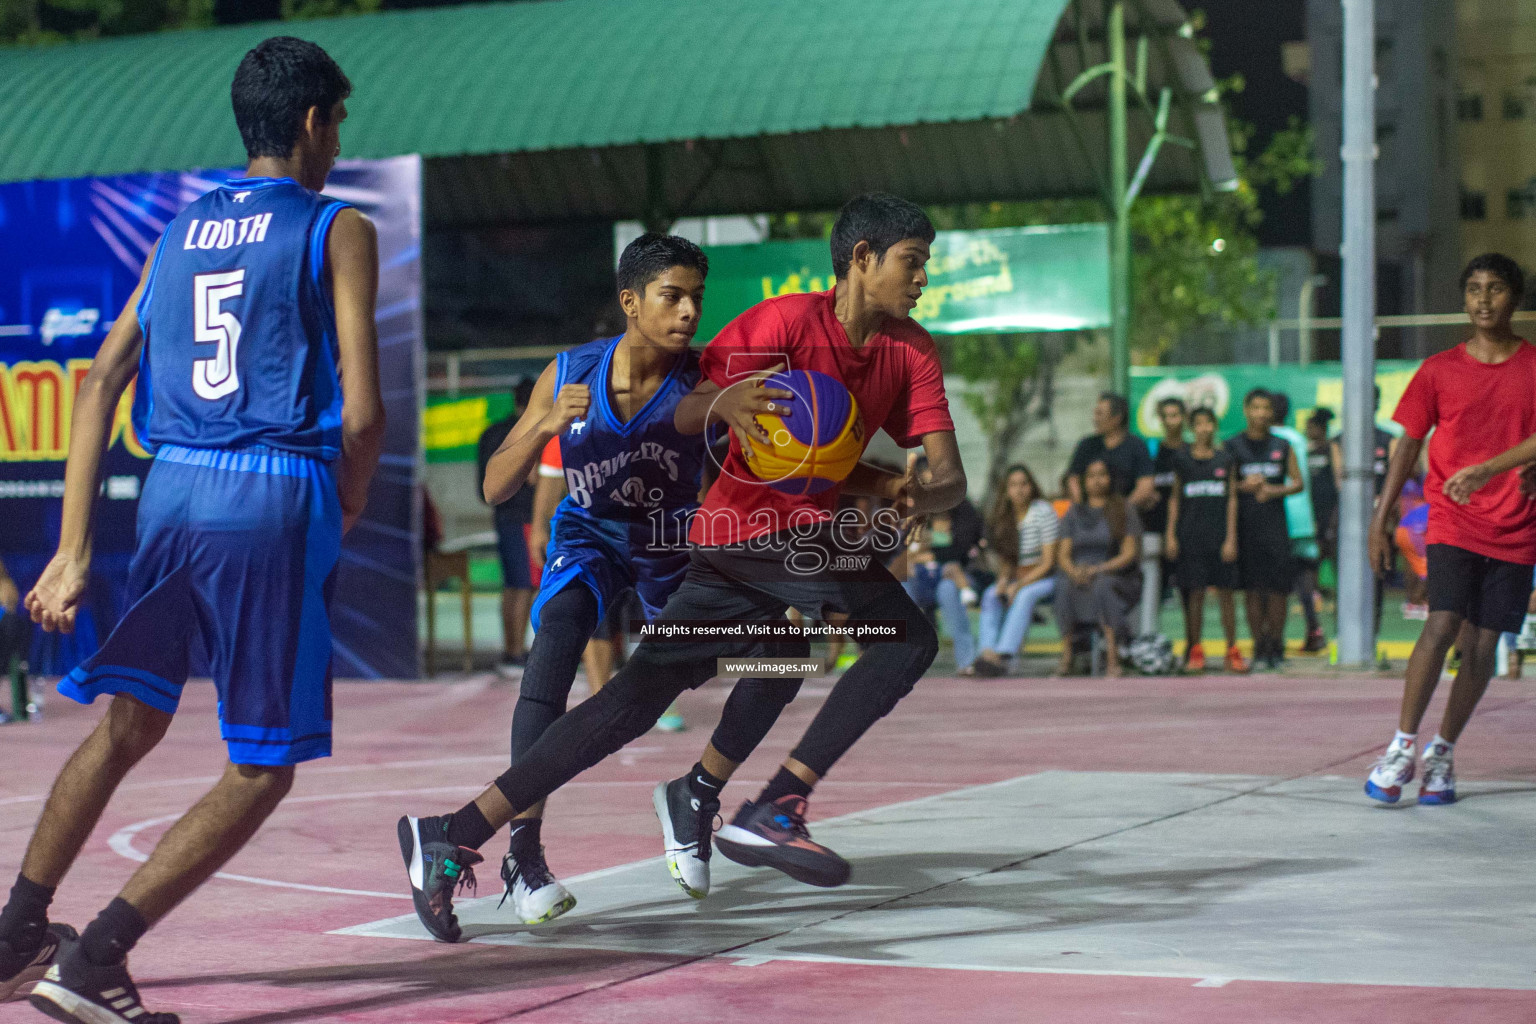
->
[899,387,1419,677]
[473,380,1422,681]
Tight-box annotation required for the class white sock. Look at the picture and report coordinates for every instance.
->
[1425,734,1454,758]
[1390,730,1417,751]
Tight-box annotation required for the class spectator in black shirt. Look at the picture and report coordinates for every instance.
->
[1067,392,1156,512]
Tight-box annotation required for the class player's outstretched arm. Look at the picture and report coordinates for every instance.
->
[900,431,968,519]
[330,208,386,533]
[483,361,590,505]
[1445,432,1536,503]
[25,246,155,633]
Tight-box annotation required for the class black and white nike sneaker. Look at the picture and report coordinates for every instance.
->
[28,945,179,1024]
[398,814,484,943]
[654,775,719,899]
[498,846,575,925]
[0,922,76,1002]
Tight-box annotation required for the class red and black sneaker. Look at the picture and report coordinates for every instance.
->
[715,795,850,888]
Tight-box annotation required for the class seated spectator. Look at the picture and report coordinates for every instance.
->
[967,463,1058,677]
[1056,458,1142,677]
[893,455,984,671]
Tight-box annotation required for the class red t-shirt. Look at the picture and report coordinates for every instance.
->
[690,290,954,546]
[538,434,562,476]
[1394,340,1536,564]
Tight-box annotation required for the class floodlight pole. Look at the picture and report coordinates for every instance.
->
[1337,0,1377,666]
[1109,1,1131,398]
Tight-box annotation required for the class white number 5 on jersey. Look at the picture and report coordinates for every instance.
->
[193,269,245,400]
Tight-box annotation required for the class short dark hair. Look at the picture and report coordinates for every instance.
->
[1098,391,1130,427]
[1243,388,1273,408]
[829,193,936,279]
[1307,407,1334,428]
[1189,406,1218,426]
[232,37,351,160]
[1460,252,1526,300]
[1269,391,1291,421]
[1157,396,1187,415]
[616,233,708,297]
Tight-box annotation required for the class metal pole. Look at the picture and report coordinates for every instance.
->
[1268,322,1281,368]
[1338,0,1377,666]
[1109,2,1131,398]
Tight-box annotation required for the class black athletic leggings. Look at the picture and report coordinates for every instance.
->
[509,581,803,770]
[494,544,938,815]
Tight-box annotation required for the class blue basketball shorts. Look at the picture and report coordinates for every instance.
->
[59,444,341,766]
[531,510,688,630]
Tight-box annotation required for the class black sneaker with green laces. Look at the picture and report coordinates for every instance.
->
[398,814,484,943]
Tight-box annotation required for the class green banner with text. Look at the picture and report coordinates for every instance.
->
[698,223,1111,340]
[1129,362,1421,440]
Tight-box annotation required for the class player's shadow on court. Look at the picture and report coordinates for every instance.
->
[143,945,698,1024]
[153,850,1351,1023]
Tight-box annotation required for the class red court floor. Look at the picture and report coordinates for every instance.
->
[3,667,1534,1023]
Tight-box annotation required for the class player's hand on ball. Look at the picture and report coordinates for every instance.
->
[541,384,591,435]
[715,364,793,450]
[25,552,90,634]
[1444,463,1493,504]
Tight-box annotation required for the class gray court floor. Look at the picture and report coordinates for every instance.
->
[339,771,1536,990]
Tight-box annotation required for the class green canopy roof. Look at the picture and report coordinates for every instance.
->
[0,0,1236,226]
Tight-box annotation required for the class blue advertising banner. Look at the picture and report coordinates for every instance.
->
[0,156,422,679]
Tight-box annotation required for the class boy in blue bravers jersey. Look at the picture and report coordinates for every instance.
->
[402,234,801,937]
[1,39,382,1023]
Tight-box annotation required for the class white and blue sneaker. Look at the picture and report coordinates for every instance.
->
[1419,743,1457,805]
[1365,743,1416,803]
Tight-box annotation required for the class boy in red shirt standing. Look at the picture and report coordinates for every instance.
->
[1365,253,1536,805]
[397,194,965,939]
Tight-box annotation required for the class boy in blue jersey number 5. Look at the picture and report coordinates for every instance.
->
[0,38,383,1024]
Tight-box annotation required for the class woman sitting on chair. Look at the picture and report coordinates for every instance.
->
[967,463,1058,677]
[1056,458,1142,677]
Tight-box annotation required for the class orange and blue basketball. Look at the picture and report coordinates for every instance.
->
[742,369,865,494]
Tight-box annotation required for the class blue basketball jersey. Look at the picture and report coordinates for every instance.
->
[553,336,705,537]
[133,176,349,459]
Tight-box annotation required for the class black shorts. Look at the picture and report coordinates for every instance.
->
[1176,550,1237,592]
[634,523,928,676]
[1237,528,1294,594]
[1425,544,1535,633]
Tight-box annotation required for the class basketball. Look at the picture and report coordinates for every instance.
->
[742,369,865,494]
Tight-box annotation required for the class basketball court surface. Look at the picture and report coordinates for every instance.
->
[3,667,1533,1022]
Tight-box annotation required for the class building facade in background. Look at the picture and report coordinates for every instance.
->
[1457,0,1536,274]
[1307,0,1461,354]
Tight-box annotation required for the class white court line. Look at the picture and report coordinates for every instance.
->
[103,780,970,902]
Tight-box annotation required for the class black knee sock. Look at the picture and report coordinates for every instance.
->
[0,874,55,948]
[686,762,726,803]
[756,766,813,805]
[710,672,803,764]
[507,817,542,859]
[492,656,697,813]
[446,801,496,851]
[511,584,600,761]
[79,898,148,967]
